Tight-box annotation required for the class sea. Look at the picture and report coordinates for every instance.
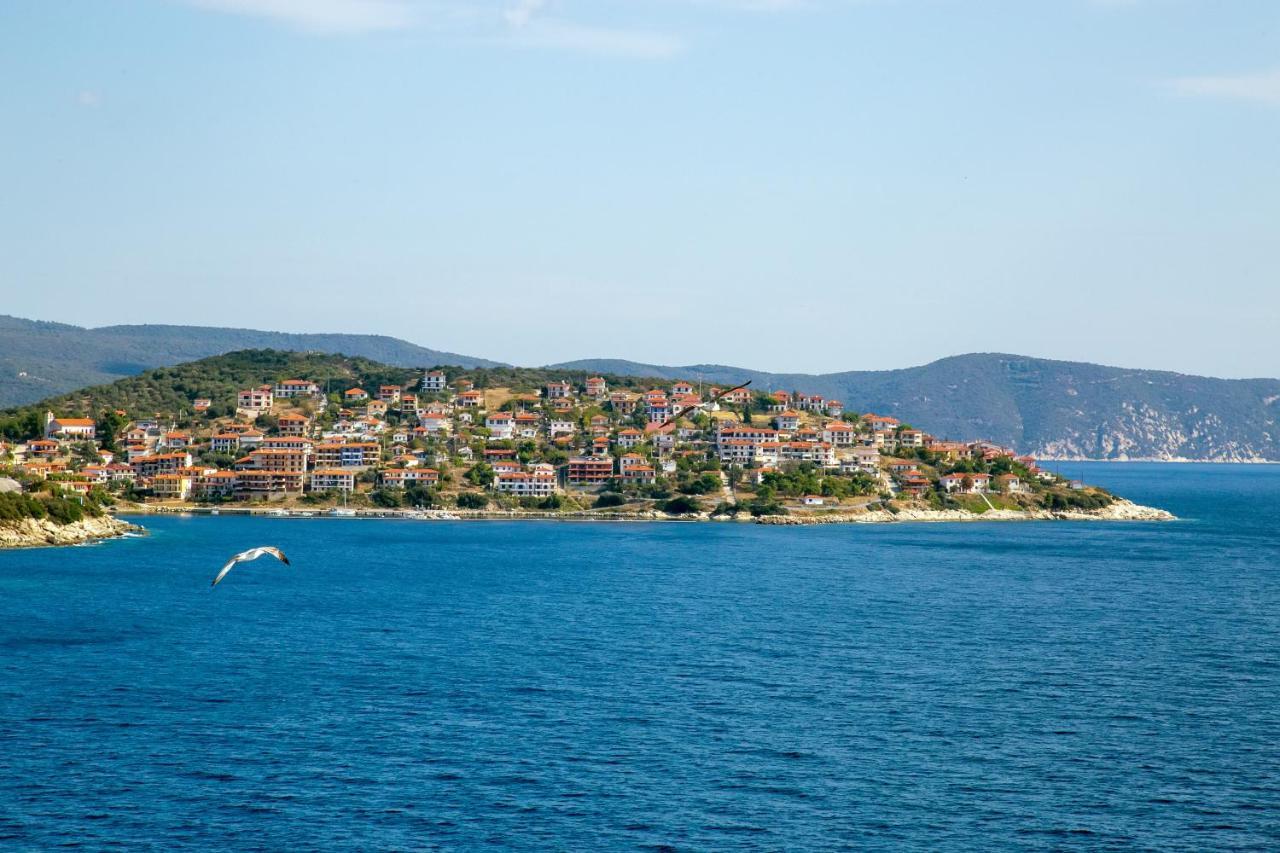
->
[1,462,1278,850]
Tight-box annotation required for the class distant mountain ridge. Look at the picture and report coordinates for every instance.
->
[2,316,1277,460]
[548,355,1280,462]
[0,315,503,408]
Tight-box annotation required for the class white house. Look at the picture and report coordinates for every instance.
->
[44,413,96,440]
[421,370,448,392]
[939,472,991,494]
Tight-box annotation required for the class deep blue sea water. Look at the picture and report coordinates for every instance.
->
[2,463,1279,850]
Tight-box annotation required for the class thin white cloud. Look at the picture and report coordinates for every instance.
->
[503,20,684,59]
[77,90,102,108]
[185,0,414,34]
[1169,69,1280,106]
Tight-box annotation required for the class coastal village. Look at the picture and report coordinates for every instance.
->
[0,359,1115,521]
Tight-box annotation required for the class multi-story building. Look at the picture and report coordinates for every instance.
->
[567,456,613,486]
[421,370,447,392]
[132,452,194,479]
[234,470,306,497]
[237,386,274,411]
[485,414,515,441]
[310,469,357,493]
[151,473,194,501]
[276,412,311,437]
[494,470,557,497]
[194,470,238,498]
[545,381,572,399]
[312,442,381,469]
[274,379,320,398]
[381,468,440,488]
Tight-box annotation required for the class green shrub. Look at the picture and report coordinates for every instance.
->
[661,495,702,515]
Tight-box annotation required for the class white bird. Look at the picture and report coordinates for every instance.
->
[211,546,290,587]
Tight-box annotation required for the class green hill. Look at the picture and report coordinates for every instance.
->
[0,351,672,442]
[0,315,504,408]
[0,350,420,438]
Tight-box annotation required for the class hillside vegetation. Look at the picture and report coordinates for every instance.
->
[0,350,415,437]
[0,350,670,442]
[5,315,1278,460]
[0,315,503,408]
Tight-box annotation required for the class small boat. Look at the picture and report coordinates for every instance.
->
[329,508,357,517]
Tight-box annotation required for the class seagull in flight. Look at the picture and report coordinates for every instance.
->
[211,546,290,587]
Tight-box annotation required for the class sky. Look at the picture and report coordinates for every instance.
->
[1,1,1277,378]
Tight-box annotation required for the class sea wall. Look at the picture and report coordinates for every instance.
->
[0,515,139,549]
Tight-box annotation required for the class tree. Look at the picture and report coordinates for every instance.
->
[71,442,102,468]
[661,495,702,515]
[370,488,403,508]
[456,492,488,509]
[95,410,126,453]
[465,462,494,487]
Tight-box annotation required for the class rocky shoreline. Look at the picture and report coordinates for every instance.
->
[752,499,1175,525]
[0,500,1173,548]
[0,515,141,549]
[115,499,1175,527]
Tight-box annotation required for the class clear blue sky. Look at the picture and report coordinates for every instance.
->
[1,1,1277,377]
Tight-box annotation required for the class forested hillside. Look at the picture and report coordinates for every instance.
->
[0,316,502,407]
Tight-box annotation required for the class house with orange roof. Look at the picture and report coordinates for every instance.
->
[194,470,237,498]
[485,413,515,441]
[421,370,447,392]
[310,469,357,493]
[237,385,274,411]
[821,421,856,446]
[939,472,991,494]
[151,473,194,501]
[609,392,639,415]
[899,429,925,448]
[567,457,613,485]
[773,410,802,431]
[494,470,558,497]
[274,379,320,398]
[276,412,310,437]
[44,414,96,440]
[381,468,440,488]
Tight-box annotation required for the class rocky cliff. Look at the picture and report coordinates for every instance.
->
[0,515,139,548]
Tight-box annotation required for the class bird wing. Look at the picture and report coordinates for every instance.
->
[211,555,240,587]
[209,546,288,588]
